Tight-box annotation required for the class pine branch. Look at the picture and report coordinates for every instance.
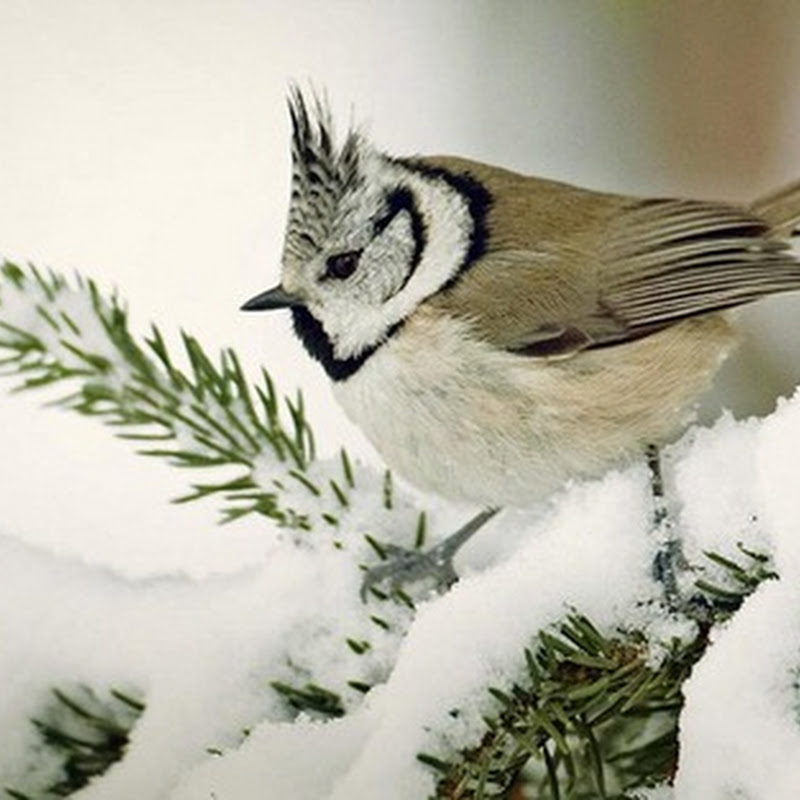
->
[425,547,777,799]
[269,681,346,719]
[0,258,421,756]
[3,685,144,800]
[0,260,349,525]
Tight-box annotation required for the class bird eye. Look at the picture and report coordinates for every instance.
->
[324,250,362,280]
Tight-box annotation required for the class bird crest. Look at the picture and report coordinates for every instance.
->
[284,87,364,264]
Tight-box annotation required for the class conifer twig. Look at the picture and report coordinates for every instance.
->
[0,260,342,524]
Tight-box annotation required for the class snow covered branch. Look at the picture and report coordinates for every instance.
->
[2,259,800,799]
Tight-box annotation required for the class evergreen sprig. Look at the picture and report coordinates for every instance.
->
[0,260,349,523]
[425,547,777,800]
[425,616,691,800]
[4,686,144,800]
[0,259,419,788]
[269,681,346,719]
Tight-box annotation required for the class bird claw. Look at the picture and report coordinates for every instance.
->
[359,508,500,603]
[359,542,459,602]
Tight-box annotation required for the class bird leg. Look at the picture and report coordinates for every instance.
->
[360,507,500,601]
[647,444,693,612]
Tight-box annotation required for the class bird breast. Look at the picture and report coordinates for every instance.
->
[332,306,735,508]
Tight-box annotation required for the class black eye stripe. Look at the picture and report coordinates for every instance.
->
[320,189,426,288]
[374,187,427,299]
[374,192,405,235]
[373,209,394,235]
[375,187,423,241]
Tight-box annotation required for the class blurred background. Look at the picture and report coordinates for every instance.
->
[1,0,799,576]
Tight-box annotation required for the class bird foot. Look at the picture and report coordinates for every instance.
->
[360,507,499,602]
[360,542,459,602]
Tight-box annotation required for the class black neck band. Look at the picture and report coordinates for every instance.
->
[291,306,375,381]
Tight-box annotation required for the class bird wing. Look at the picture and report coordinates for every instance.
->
[430,193,800,358]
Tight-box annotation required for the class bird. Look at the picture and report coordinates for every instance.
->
[243,87,800,595]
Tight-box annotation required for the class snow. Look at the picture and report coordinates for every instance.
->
[675,581,800,799]
[4,388,800,798]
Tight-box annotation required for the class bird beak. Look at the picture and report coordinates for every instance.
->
[240,284,303,312]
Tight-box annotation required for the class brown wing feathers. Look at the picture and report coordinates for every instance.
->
[427,160,800,359]
[749,179,800,236]
[600,198,800,332]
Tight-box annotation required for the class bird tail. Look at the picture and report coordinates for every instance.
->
[750,179,800,237]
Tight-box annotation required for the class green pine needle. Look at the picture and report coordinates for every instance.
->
[4,685,145,800]
[269,681,345,719]
[425,546,777,799]
[0,260,339,524]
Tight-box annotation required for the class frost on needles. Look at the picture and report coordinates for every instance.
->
[1,258,799,800]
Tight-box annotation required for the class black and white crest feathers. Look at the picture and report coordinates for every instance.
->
[285,88,364,264]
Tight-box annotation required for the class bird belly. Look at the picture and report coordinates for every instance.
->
[332,309,735,508]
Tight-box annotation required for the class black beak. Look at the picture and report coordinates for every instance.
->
[240,285,303,312]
